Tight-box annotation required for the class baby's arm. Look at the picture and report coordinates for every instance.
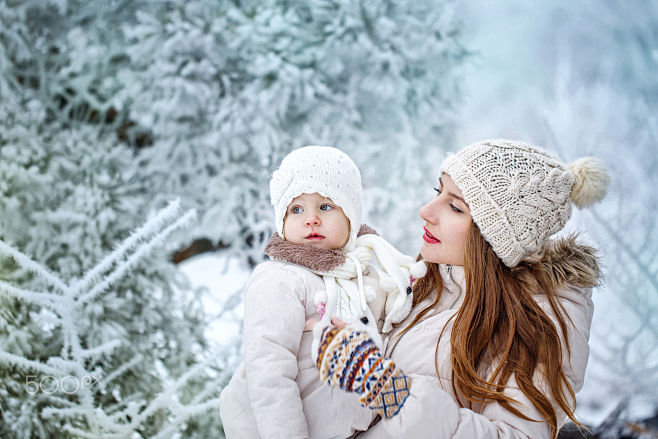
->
[243,264,309,439]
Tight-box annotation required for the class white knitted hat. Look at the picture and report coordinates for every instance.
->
[270,146,363,250]
[441,139,609,267]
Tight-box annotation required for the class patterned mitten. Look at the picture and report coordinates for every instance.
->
[315,323,411,419]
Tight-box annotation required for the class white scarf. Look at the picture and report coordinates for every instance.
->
[312,234,427,336]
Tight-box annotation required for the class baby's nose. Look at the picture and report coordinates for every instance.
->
[305,215,320,226]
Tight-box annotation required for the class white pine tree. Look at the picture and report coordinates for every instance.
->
[119,0,466,260]
[0,119,230,436]
[0,201,225,437]
[1,1,467,436]
[1,4,228,429]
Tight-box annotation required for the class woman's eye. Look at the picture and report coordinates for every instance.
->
[450,203,463,214]
[434,186,442,196]
[291,206,303,214]
[320,204,333,211]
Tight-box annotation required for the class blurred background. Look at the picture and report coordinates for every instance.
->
[1,0,656,437]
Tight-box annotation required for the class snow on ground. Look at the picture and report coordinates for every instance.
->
[178,252,249,355]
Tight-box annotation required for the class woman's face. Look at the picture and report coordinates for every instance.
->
[419,173,472,265]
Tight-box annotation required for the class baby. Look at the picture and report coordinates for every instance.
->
[219,146,425,439]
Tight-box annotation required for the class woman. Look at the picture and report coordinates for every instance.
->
[312,139,609,438]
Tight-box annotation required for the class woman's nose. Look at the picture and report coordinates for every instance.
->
[419,198,437,223]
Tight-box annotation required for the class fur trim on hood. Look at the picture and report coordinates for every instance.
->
[514,234,602,290]
[264,224,378,272]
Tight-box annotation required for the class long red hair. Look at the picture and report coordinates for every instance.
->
[402,222,599,438]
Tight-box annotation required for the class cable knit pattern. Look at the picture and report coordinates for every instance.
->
[316,325,411,419]
[441,139,576,267]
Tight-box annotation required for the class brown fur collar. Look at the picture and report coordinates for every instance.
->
[264,224,378,272]
[514,234,602,290]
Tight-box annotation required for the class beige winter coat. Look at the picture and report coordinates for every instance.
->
[220,258,385,439]
[357,238,599,439]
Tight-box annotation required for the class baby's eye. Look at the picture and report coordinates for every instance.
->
[290,206,303,214]
[320,204,334,211]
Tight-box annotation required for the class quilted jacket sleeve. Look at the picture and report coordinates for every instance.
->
[243,263,310,439]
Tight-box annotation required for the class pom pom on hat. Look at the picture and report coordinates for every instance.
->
[568,157,610,208]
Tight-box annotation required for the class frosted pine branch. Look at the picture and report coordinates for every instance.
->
[60,426,125,439]
[0,239,69,294]
[151,398,222,439]
[0,279,64,309]
[0,350,61,375]
[0,200,221,436]
[71,199,184,296]
[78,208,197,304]
[98,354,143,388]
[79,339,122,361]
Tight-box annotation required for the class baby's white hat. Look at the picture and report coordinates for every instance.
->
[269,146,363,250]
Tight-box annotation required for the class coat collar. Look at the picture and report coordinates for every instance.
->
[439,264,466,310]
[263,224,378,272]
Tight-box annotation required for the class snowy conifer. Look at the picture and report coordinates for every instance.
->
[1,3,225,433]
[0,202,224,437]
[121,0,465,260]
[1,1,466,436]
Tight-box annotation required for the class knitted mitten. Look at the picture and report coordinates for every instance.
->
[315,324,411,419]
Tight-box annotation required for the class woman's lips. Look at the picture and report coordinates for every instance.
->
[423,227,440,244]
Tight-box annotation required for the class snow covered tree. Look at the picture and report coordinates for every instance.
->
[1,3,227,431]
[0,84,229,437]
[0,201,224,438]
[120,0,466,260]
[0,0,145,130]
[1,0,467,436]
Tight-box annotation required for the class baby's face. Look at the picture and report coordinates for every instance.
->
[283,193,350,250]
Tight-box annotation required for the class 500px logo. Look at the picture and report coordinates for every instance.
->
[25,375,102,395]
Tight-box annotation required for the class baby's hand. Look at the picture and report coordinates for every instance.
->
[330,317,347,329]
[315,321,411,419]
[304,317,319,331]
[304,316,346,331]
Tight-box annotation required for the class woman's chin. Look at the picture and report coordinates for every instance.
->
[419,245,437,264]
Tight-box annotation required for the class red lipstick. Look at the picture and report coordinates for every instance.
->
[423,227,440,244]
